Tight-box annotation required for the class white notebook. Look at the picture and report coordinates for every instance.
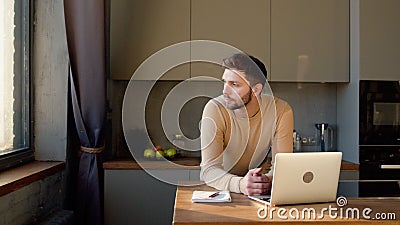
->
[192,190,231,203]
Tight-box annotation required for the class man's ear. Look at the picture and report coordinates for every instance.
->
[252,83,263,96]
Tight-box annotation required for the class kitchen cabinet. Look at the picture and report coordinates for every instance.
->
[110,0,190,80]
[190,0,271,79]
[104,168,200,225]
[111,0,270,81]
[339,170,359,180]
[111,0,350,82]
[189,169,201,180]
[270,0,349,82]
[359,0,400,81]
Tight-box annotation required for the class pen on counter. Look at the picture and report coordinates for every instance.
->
[208,192,220,198]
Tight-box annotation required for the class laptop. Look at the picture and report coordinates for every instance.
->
[248,152,342,206]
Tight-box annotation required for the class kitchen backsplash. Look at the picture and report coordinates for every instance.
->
[111,80,337,158]
[271,82,337,145]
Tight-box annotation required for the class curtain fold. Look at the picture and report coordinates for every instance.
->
[64,0,106,224]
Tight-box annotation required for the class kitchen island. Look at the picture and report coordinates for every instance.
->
[173,182,400,224]
[103,158,360,225]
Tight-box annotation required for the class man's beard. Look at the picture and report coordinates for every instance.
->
[224,89,252,110]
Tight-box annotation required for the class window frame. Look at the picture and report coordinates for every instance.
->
[0,0,34,171]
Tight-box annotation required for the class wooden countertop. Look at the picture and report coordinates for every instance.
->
[341,160,359,170]
[103,157,201,170]
[103,158,359,171]
[173,182,399,224]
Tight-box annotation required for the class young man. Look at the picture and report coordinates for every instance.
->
[200,53,294,196]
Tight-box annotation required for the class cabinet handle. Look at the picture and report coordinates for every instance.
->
[380,165,400,169]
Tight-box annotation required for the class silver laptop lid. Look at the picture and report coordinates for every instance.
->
[269,152,342,206]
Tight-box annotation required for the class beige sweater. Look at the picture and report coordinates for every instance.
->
[200,95,294,193]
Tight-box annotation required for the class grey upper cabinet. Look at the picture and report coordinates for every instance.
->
[270,0,349,82]
[111,0,350,82]
[110,0,190,80]
[190,0,271,80]
[360,0,400,81]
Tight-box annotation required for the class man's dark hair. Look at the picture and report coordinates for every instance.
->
[222,53,268,87]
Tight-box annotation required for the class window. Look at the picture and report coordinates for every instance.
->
[0,0,32,170]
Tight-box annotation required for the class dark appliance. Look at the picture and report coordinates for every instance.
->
[359,81,400,186]
[359,80,400,146]
[359,146,400,180]
[338,180,400,198]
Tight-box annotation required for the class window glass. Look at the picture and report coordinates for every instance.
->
[0,0,30,157]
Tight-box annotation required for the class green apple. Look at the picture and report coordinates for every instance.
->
[155,150,165,160]
[164,148,177,158]
[143,148,155,159]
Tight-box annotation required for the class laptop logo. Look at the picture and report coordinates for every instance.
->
[302,171,314,183]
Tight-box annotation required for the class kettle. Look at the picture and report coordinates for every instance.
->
[315,123,334,152]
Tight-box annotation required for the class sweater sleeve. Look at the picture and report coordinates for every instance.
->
[199,99,242,193]
[266,100,294,179]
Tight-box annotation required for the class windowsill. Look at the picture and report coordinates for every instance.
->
[0,161,65,197]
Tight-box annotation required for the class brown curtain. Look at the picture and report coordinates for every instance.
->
[64,0,106,224]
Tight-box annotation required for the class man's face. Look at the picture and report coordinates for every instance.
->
[222,69,253,110]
